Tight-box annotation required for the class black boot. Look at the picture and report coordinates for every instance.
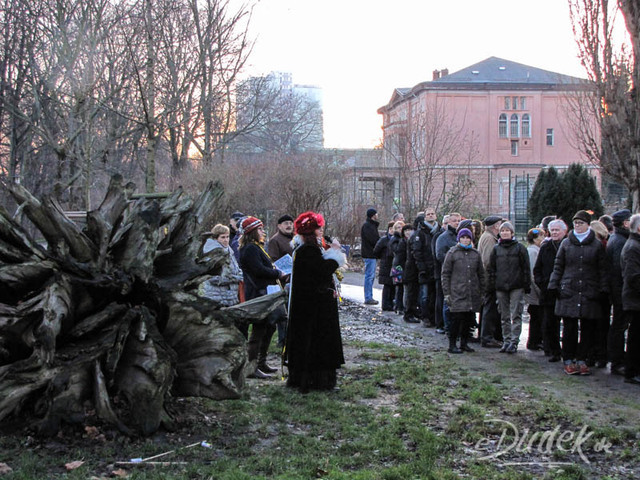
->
[258,360,278,373]
[460,338,475,352]
[448,337,462,354]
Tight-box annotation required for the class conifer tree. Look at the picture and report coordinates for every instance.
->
[559,164,604,223]
[527,164,602,226]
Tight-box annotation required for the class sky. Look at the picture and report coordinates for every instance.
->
[240,0,588,149]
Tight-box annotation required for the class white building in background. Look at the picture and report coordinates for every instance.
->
[233,72,324,153]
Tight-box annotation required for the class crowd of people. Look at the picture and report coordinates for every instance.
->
[363,207,640,383]
[199,210,346,392]
[196,204,640,396]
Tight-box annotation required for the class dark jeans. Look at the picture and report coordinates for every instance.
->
[608,303,629,367]
[562,317,596,362]
[403,281,420,319]
[419,280,436,324]
[527,304,543,349]
[434,279,444,329]
[394,284,404,312]
[625,311,640,378]
[381,284,395,311]
[480,292,501,343]
[542,303,561,357]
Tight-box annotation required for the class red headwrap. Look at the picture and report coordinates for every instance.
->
[294,211,325,235]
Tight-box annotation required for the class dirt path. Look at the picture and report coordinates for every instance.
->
[337,299,640,429]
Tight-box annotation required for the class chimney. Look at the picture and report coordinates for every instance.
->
[432,69,440,80]
[441,68,449,77]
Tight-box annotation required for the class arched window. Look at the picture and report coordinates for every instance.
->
[499,113,508,137]
[510,114,519,137]
[521,114,531,137]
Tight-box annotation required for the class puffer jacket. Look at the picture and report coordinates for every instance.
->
[621,232,640,312]
[200,239,243,306]
[441,244,485,313]
[548,229,608,319]
[487,238,531,292]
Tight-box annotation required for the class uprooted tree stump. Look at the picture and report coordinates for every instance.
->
[0,175,284,436]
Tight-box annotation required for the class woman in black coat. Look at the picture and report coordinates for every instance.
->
[239,216,288,379]
[392,224,413,315]
[373,221,396,311]
[285,211,346,393]
[548,211,609,376]
[533,219,568,362]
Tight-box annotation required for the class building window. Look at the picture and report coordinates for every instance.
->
[510,114,519,137]
[504,97,510,110]
[511,140,519,156]
[520,97,526,110]
[546,128,554,146]
[521,114,531,137]
[499,113,508,137]
[512,96,519,109]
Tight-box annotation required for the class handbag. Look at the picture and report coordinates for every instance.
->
[390,265,403,285]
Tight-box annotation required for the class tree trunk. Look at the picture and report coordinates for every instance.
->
[0,175,284,436]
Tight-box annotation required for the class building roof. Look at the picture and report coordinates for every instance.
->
[434,56,585,85]
[378,57,589,113]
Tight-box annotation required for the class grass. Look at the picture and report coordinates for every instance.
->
[0,340,638,479]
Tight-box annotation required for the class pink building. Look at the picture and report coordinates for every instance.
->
[377,57,598,229]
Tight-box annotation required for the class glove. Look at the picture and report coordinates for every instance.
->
[524,286,531,294]
[279,273,290,283]
[418,271,428,284]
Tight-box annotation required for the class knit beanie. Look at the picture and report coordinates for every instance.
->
[457,228,474,242]
[241,216,263,234]
[500,221,515,234]
[572,210,591,224]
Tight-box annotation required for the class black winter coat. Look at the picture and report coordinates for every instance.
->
[441,245,485,313]
[412,223,436,283]
[548,230,608,319]
[373,234,394,285]
[360,218,380,259]
[621,232,640,312]
[533,238,563,306]
[404,233,419,284]
[431,226,446,280]
[239,242,281,300]
[607,227,630,306]
[487,239,531,292]
[392,236,408,278]
[285,243,345,383]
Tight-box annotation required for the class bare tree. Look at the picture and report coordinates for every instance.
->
[0,0,255,205]
[567,0,640,210]
[383,96,479,216]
